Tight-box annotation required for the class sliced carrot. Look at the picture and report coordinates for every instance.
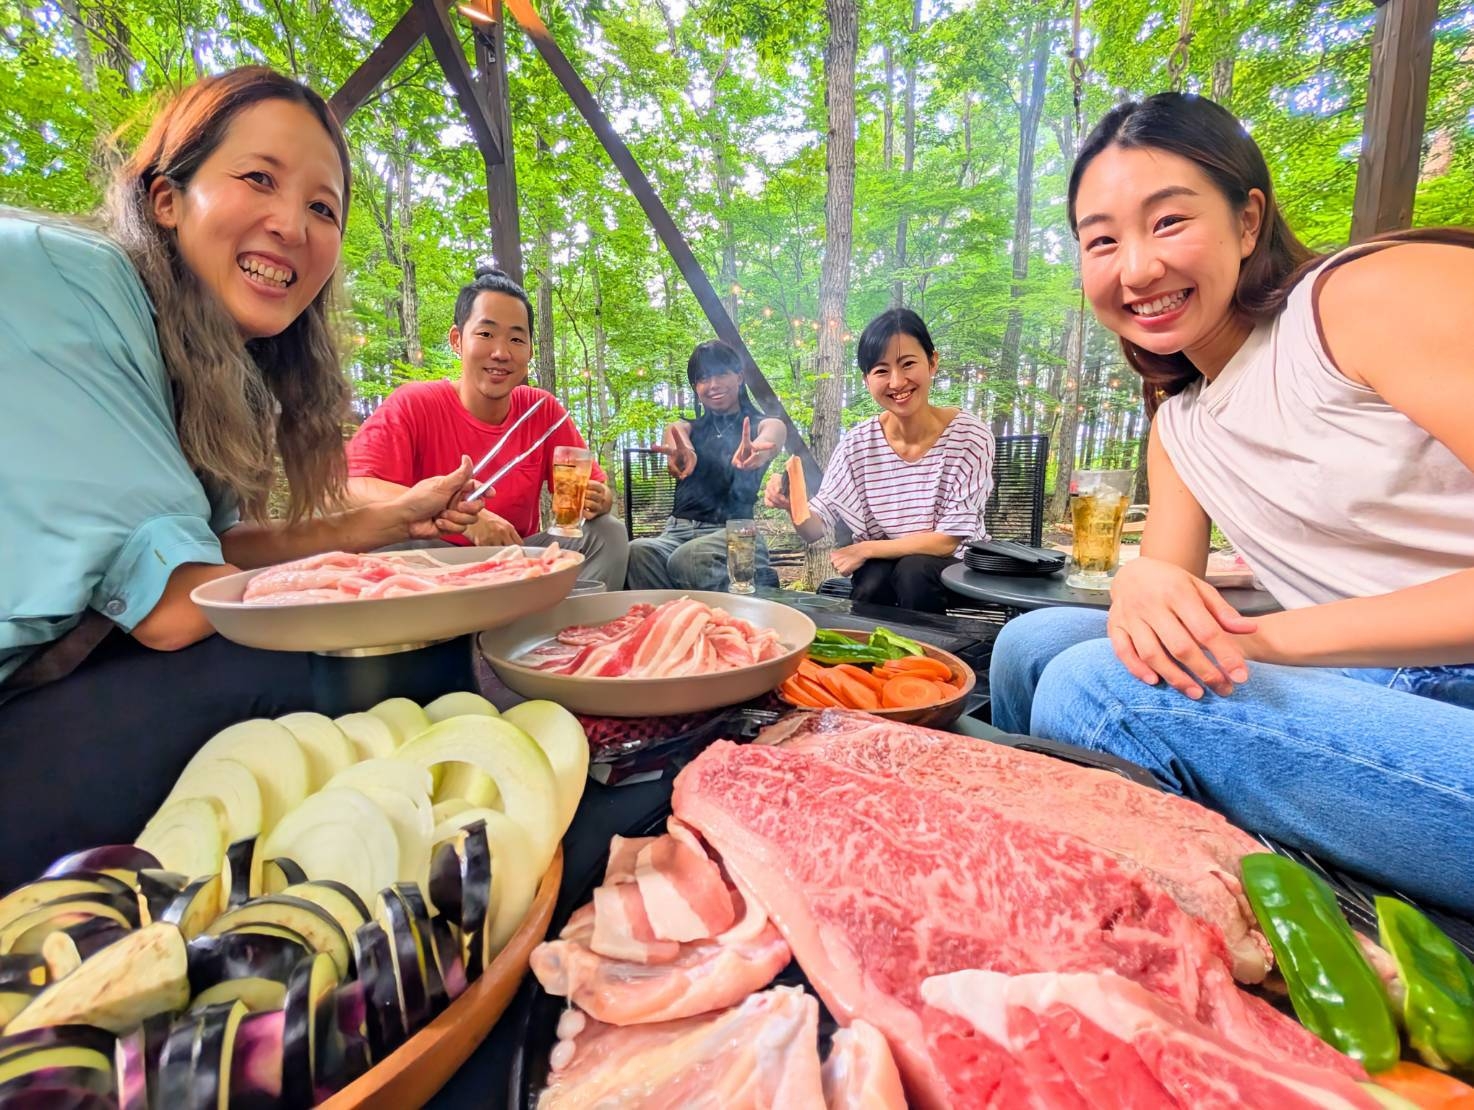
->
[881,675,944,708]
[1371,1061,1474,1108]
[793,673,842,707]
[885,655,954,681]
[821,667,879,711]
[779,678,824,708]
[797,658,827,682]
[932,681,961,700]
[834,664,886,694]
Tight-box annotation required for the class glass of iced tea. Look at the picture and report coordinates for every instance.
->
[726,518,758,594]
[1066,469,1135,590]
[549,446,594,539]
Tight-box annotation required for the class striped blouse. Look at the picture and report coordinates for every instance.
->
[807,411,995,555]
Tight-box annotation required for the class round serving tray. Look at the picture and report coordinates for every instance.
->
[192,546,583,654]
[320,847,563,1110]
[478,590,816,717]
[779,629,977,730]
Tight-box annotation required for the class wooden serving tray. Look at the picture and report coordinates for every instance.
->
[321,848,563,1109]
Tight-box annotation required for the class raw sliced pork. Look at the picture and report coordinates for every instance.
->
[242,546,580,604]
[538,986,824,1109]
[672,740,1362,1109]
[769,709,1272,983]
[920,969,1380,1109]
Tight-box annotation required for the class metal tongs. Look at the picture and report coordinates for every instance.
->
[467,410,572,500]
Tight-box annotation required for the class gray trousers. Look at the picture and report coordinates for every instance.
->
[378,511,629,591]
[625,518,769,592]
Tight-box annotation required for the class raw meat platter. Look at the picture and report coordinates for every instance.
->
[478,590,817,717]
[192,546,584,653]
[507,711,1474,1108]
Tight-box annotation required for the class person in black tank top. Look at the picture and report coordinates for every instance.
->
[625,341,787,590]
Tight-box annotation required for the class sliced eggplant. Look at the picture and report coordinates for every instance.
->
[0,955,47,993]
[189,977,288,1014]
[278,882,370,955]
[428,821,492,982]
[0,988,40,1027]
[430,916,468,1002]
[374,890,431,1033]
[282,952,339,1107]
[4,923,189,1035]
[391,884,448,1017]
[227,1008,284,1109]
[39,919,129,980]
[154,1011,204,1109]
[205,896,352,978]
[0,895,137,955]
[189,999,247,1110]
[43,847,160,882]
[135,870,188,924]
[223,837,261,909]
[161,873,227,941]
[352,922,405,1059]
[188,931,309,994]
[0,874,135,935]
[331,981,373,1080]
[0,1025,114,1064]
[260,858,308,895]
[0,1043,114,1094]
[113,1013,170,1110]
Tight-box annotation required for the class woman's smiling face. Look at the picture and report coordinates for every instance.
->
[150,98,346,340]
[864,332,937,415]
[1074,144,1263,361]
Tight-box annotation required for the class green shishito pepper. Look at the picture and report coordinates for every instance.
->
[1241,853,1401,1072]
[806,627,924,666]
[1376,896,1474,1071]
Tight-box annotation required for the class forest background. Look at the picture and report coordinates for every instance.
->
[3,0,1471,562]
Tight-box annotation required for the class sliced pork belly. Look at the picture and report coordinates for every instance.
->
[822,1021,907,1110]
[920,970,1382,1110]
[538,986,824,1109]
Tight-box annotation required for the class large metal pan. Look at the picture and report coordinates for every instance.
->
[478,590,816,717]
[193,546,583,654]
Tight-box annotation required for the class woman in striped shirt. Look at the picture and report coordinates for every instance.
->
[765,308,995,613]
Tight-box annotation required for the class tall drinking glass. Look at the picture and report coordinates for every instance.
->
[727,519,757,595]
[1066,469,1135,590]
[549,446,593,539]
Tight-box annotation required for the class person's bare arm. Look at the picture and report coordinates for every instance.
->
[130,563,240,651]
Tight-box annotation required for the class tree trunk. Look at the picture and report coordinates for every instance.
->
[55,0,97,92]
[805,0,859,590]
[993,17,1052,439]
[891,0,921,309]
[534,136,557,397]
[591,251,611,469]
[1212,53,1235,106]
[1046,309,1087,522]
[395,137,423,368]
[882,45,895,172]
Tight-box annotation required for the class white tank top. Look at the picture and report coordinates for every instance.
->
[1154,246,1474,610]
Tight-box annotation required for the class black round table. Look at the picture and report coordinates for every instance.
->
[941,563,1282,616]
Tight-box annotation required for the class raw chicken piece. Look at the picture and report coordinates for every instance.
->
[822,1021,907,1110]
[538,986,824,1109]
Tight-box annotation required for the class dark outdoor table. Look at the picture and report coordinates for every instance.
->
[433,588,1004,1108]
[941,563,1283,617]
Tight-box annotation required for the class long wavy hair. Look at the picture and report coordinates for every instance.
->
[1068,93,1474,417]
[104,66,353,520]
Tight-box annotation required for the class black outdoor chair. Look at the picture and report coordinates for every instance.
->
[817,433,1052,618]
[621,447,782,587]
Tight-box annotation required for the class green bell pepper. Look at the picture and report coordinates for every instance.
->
[1376,896,1474,1071]
[1241,853,1402,1072]
[806,640,894,666]
[869,626,924,658]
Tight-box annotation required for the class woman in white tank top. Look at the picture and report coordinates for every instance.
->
[991,92,1474,916]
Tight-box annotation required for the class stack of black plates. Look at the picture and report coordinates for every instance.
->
[964,538,1067,577]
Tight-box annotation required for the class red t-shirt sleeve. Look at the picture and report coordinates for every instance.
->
[347,391,419,487]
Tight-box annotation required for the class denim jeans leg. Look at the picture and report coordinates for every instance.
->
[1031,639,1474,916]
[989,607,1110,734]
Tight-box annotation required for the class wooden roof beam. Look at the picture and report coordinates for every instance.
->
[416,0,505,166]
[329,4,428,124]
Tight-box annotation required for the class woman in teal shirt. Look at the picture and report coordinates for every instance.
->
[0,67,480,886]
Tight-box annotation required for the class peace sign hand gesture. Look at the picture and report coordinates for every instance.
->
[731,418,780,470]
[654,423,697,479]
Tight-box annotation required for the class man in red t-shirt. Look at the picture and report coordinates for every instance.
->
[346,268,628,587]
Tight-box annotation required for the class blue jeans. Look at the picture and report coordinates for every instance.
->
[624,519,770,592]
[990,607,1474,916]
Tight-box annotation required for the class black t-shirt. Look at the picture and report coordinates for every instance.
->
[670,399,770,524]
